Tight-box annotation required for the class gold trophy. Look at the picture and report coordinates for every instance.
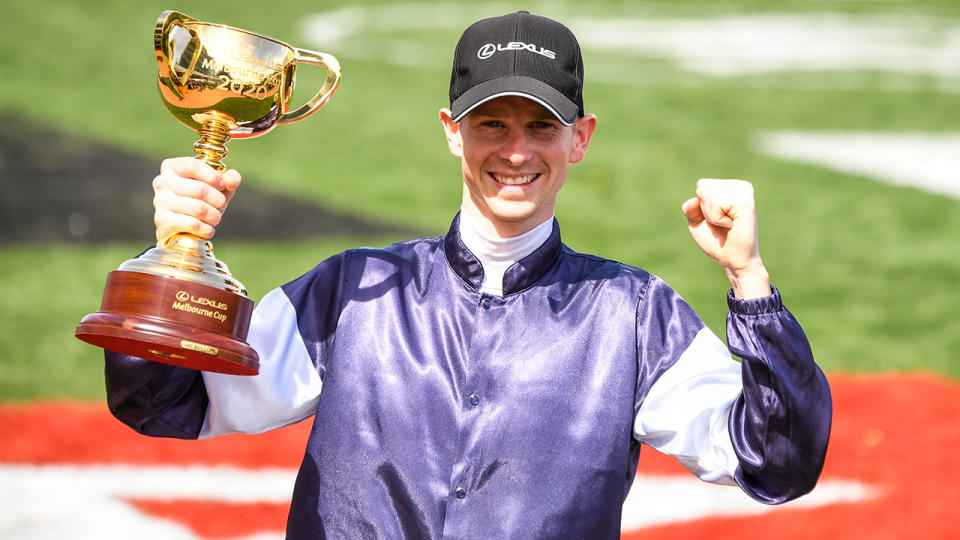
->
[75,11,341,375]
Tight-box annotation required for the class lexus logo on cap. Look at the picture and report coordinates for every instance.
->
[477,42,557,60]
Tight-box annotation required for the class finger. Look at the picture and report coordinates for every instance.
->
[153,173,228,211]
[154,190,224,227]
[694,181,736,229]
[154,206,215,242]
[160,157,225,191]
[697,178,756,213]
[700,200,735,229]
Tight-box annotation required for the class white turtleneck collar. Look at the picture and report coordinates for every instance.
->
[458,208,555,296]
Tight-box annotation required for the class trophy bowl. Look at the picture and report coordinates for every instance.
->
[154,10,341,142]
[75,11,341,375]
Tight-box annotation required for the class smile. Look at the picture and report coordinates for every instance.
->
[492,173,540,186]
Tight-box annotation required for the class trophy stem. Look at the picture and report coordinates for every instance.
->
[193,113,233,171]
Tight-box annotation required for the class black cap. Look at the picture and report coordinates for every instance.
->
[449,11,584,126]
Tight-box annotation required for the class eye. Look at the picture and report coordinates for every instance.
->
[530,120,557,130]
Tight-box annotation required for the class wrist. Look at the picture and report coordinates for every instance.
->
[725,262,771,299]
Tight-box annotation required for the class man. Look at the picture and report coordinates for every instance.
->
[107,11,831,538]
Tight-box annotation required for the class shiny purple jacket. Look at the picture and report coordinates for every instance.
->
[105,216,831,539]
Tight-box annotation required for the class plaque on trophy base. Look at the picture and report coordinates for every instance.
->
[76,237,259,375]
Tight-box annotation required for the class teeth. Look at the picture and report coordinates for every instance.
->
[494,173,536,185]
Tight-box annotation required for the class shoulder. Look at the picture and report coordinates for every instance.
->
[557,245,697,317]
[346,234,446,279]
[352,234,444,263]
[281,234,444,294]
[557,244,653,288]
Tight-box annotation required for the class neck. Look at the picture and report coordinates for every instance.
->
[458,208,554,296]
[459,195,553,238]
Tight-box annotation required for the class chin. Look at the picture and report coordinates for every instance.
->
[487,204,538,224]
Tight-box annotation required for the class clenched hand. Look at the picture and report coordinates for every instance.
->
[681,178,772,299]
[152,157,242,243]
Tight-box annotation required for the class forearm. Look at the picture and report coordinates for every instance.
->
[725,288,832,504]
[105,351,208,439]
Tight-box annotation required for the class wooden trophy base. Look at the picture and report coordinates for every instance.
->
[76,270,259,375]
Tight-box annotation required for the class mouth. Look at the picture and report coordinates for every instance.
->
[491,172,540,186]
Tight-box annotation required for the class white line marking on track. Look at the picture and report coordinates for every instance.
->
[574,14,960,78]
[0,464,293,540]
[756,131,960,199]
[301,4,960,87]
[0,464,876,538]
[622,473,878,529]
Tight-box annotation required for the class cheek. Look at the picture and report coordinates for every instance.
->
[460,153,490,197]
[461,151,483,182]
[545,146,573,176]
[548,173,567,199]
[463,144,497,179]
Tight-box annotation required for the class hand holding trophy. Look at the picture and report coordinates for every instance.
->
[75,11,341,375]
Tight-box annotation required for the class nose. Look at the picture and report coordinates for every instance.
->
[499,127,532,166]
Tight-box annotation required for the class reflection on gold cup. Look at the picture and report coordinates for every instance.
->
[75,11,341,375]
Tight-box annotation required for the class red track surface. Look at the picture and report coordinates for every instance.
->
[1,373,957,538]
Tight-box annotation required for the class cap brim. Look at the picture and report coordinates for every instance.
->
[450,76,579,126]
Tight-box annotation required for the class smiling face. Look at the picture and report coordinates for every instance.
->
[440,96,597,238]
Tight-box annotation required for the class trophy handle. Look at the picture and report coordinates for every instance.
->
[156,11,203,98]
[277,49,342,125]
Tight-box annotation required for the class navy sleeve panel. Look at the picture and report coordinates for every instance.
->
[104,351,207,439]
[726,287,833,504]
[634,274,707,408]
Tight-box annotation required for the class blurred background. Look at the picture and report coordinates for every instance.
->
[0,0,957,538]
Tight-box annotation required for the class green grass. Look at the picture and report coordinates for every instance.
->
[2,0,959,400]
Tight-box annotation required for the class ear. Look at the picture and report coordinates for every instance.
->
[439,108,464,158]
[569,113,597,164]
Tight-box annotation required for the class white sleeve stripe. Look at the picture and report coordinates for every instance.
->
[199,287,322,438]
[634,327,742,485]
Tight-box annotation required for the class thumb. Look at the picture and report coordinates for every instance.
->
[681,197,704,225]
[221,169,242,206]
[222,169,242,192]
